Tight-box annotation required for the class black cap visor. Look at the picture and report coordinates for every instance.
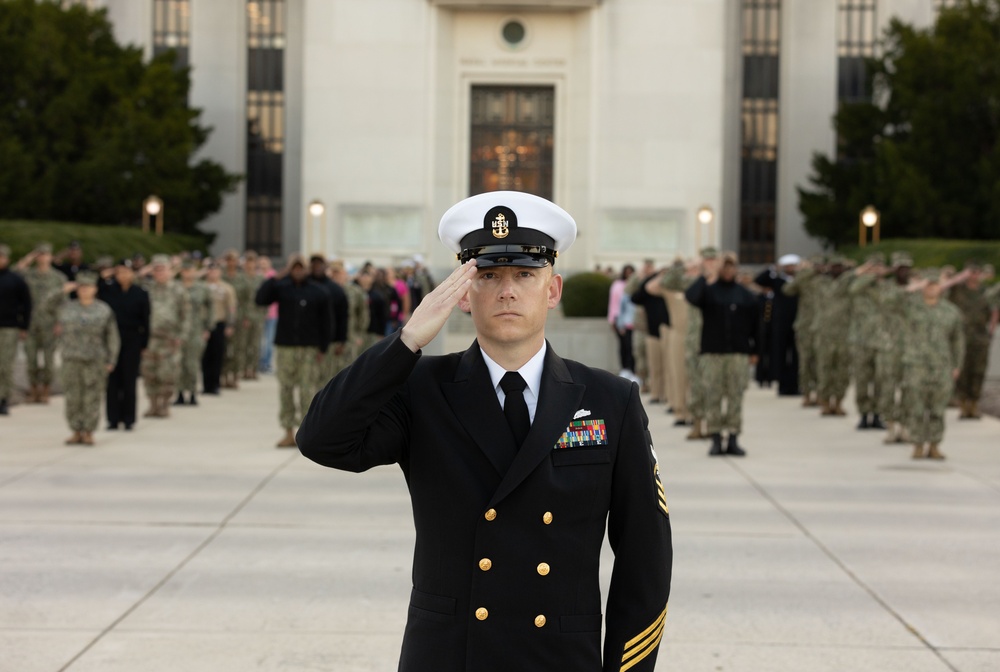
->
[460,244,555,268]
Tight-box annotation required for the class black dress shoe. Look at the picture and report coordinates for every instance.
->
[857,414,869,430]
[173,393,187,406]
[0,399,8,415]
[726,433,747,457]
[107,424,119,431]
[189,393,198,406]
[708,433,724,456]
[673,419,688,427]
[124,424,133,431]
[870,414,887,430]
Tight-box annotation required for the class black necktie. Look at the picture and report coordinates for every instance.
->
[500,372,530,447]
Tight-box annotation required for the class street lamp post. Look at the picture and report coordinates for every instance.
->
[306,200,326,255]
[695,206,715,251]
[859,205,880,247]
[143,196,164,236]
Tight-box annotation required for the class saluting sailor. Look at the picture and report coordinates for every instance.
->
[297,191,672,672]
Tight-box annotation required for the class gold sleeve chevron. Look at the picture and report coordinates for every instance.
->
[654,464,668,517]
[620,605,667,672]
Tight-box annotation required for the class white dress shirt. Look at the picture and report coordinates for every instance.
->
[481,342,546,424]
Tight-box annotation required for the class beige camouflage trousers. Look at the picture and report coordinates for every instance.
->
[0,328,18,401]
[876,347,905,423]
[179,336,206,393]
[853,345,881,415]
[904,368,953,444]
[276,346,322,429]
[796,329,818,397]
[62,359,106,432]
[701,353,750,435]
[142,335,182,400]
[25,322,57,386]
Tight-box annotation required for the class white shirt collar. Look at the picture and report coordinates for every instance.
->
[481,342,547,423]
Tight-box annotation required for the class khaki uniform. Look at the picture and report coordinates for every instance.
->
[22,267,67,388]
[55,299,120,433]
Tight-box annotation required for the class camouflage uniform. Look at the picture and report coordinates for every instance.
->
[876,280,911,429]
[331,281,370,375]
[700,354,751,435]
[0,329,18,404]
[902,296,964,447]
[55,298,120,434]
[233,273,268,378]
[948,284,993,409]
[223,270,250,382]
[180,282,213,395]
[782,266,821,403]
[276,346,322,429]
[142,280,191,413]
[22,266,67,391]
[813,272,853,411]
[848,274,883,417]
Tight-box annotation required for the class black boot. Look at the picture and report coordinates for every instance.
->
[173,392,186,406]
[857,414,869,430]
[188,392,198,406]
[726,433,747,457]
[0,398,8,416]
[870,414,886,430]
[708,433,724,456]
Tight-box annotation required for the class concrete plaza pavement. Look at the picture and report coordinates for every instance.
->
[1,369,999,672]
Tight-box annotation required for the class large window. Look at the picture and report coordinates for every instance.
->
[739,0,781,264]
[246,0,286,257]
[469,86,554,199]
[152,0,190,69]
[838,0,877,104]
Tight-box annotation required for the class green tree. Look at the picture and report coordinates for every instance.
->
[0,0,239,234]
[799,0,1000,247]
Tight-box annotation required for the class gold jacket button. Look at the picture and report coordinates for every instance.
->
[542,511,553,525]
[536,562,550,576]
[476,607,489,621]
[485,509,497,521]
[479,558,492,571]
[534,614,547,628]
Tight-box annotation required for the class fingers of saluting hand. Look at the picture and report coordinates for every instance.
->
[400,260,477,352]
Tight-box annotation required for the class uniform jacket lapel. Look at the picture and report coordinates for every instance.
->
[490,343,585,506]
[441,341,518,475]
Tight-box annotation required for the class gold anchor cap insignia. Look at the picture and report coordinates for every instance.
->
[492,213,509,239]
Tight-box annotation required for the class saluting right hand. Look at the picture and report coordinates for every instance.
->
[399,260,477,353]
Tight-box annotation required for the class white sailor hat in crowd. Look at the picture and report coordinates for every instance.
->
[438,191,576,268]
[777,254,801,266]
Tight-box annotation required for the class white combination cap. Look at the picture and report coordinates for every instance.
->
[438,191,577,268]
[777,254,802,266]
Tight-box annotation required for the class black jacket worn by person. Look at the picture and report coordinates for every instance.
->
[255,277,332,353]
[753,269,799,394]
[0,267,32,329]
[685,275,759,355]
[297,333,672,672]
[98,281,151,348]
[309,274,349,343]
[629,274,670,337]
